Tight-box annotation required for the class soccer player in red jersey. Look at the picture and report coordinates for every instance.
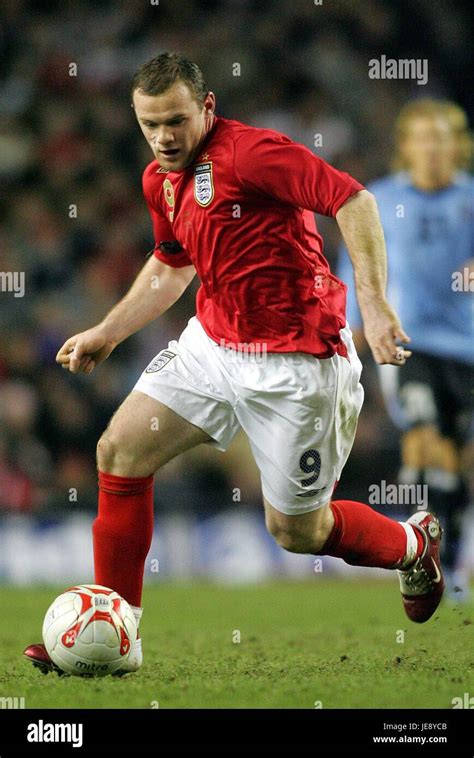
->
[25,53,444,675]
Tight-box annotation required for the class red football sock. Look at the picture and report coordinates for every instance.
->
[319,499,424,569]
[93,471,154,607]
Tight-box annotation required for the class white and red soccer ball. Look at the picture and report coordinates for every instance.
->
[42,584,137,676]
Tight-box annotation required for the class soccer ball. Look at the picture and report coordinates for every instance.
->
[42,584,137,676]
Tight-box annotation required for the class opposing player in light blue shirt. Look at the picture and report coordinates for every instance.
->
[338,99,474,600]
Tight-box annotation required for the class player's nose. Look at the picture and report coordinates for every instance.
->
[153,127,175,146]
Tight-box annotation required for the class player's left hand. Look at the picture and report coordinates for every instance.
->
[361,301,412,366]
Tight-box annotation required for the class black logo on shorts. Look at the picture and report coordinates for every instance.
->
[295,489,325,497]
[145,350,176,373]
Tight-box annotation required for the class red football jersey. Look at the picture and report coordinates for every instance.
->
[143,116,364,357]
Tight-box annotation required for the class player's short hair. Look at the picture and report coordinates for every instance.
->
[131,52,208,106]
[392,98,472,171]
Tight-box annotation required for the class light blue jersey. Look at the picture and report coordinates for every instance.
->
[338,172,474,364]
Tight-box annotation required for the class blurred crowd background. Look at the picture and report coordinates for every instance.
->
[0,0,472,524]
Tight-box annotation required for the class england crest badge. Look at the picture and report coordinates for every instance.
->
[145,349,176,373]
[194,162,214,207]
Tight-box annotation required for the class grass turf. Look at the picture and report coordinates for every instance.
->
[0,579,472,709]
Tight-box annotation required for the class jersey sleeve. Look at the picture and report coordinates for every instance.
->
[234,129,365,217]
[142,167,193,268]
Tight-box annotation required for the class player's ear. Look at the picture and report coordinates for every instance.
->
[204,91,216,114]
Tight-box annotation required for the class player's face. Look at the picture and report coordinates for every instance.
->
[133,81,215,171]
[400,116,457,183]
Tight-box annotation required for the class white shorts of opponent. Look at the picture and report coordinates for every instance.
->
[134,316,364,516]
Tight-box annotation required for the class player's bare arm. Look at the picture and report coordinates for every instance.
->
[336,189,411,366]
[56,255,196,374]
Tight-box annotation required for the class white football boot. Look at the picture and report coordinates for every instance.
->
[113,606,143,675]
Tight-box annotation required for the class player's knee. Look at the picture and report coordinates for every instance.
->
[425,435,460,473]
[269,525,311,553]
[402,426,460,473]
[266,512,330,554]
[96,433,117,471]
[401,426,437,468]
[96,432,136,475]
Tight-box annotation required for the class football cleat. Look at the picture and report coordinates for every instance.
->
[397,510,444,623]
[23,643,65,676]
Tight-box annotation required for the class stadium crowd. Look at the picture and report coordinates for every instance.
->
[0,0,471,516]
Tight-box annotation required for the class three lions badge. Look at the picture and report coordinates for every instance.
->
[194,162,214,207]
[145,350,177,373]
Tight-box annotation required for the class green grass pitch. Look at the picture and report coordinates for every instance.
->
[1,579,472,709]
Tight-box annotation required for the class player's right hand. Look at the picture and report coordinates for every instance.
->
[55,326,118,374]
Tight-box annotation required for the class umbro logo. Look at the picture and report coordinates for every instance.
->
[295,488,325,498]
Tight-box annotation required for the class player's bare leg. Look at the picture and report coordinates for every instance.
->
[96,389,213,476]
[263,495,444,623]
[24,391,213,675]
[264,497,335,554]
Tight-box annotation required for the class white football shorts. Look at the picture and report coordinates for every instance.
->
[133,316,364,515]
